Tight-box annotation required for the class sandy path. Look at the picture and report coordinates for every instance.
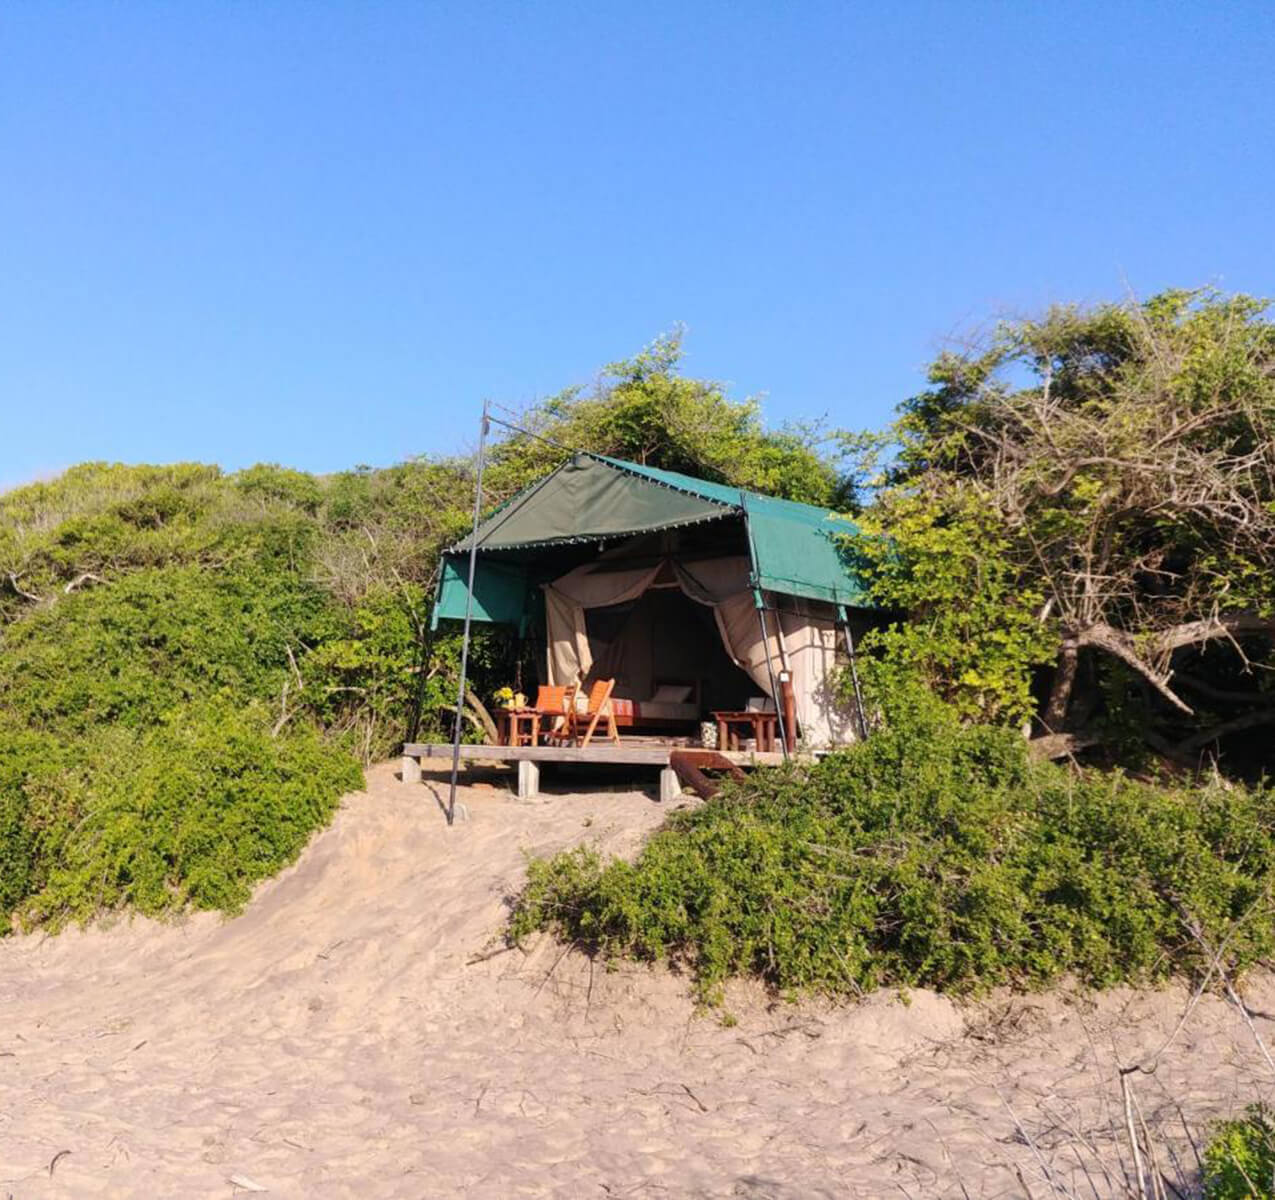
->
[2,762,1273,1198]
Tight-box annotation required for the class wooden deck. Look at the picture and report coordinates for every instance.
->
[401,740,793,801]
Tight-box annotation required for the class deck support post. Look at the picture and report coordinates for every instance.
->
[659,766,681,803]
[401,754,422,785]
[517,758,540,800]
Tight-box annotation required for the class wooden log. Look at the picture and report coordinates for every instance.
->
[668,749,747,800]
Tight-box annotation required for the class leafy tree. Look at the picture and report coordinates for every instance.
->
[485,330,854,509]
[850,494,1056,726]
[861,289,1275,766]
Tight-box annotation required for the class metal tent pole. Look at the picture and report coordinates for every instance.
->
[447,399,490,825]
[739,492,789,761]
[754,597,790,762]
[838,604,869,742]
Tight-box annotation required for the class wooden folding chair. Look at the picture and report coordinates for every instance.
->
[571,678,620,748]
[541,683,579,746]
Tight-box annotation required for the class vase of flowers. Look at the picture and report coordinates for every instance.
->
[493,686,526,710]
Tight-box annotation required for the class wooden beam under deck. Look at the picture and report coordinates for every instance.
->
[402,742,790,767]
[400,741,799,799]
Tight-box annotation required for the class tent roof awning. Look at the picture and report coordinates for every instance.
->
[435,453,874,625]
[452,454,736,551]
[589,457,871,608]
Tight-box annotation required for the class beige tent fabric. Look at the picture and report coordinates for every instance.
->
[543,562,664,685]
[670,555,751,604]
[775,602,855,748]
[706,587,852,747]
[543,556,857,747]
[706,588,773,692]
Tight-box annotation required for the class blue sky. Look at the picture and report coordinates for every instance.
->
[2,2,1272,489]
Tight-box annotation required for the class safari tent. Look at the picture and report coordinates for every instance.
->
[432,452,876,749]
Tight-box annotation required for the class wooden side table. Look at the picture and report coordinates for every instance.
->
[498,708,540,747]
[712,710,779,753]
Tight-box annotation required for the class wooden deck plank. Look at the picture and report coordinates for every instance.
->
[402,742,793,768]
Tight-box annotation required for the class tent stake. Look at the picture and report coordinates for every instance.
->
[447,399,491,825]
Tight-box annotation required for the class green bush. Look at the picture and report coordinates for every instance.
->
[4,703,361,928]
[510,689,1275,1003]
[0,564,343,734]
[1204,1105,1275,1198]
[0,464,375,930]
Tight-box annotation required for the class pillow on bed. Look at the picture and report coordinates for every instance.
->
[651,684,693,703]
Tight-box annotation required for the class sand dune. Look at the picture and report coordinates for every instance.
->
[2,762,1273,1198]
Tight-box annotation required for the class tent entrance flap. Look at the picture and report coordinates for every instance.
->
[433,554,530,629]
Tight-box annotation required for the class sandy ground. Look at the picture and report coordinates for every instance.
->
[2,762,1275,1199]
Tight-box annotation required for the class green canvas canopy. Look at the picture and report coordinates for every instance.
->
[433,452,873,628]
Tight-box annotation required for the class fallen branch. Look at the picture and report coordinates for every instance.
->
[1179,906,1275,1078]
[1178,708,1275,755]
[1073,623,1195,715]
[285,643,304,691]
[466,943,516,965]
[271,679,293,737]
[1173,673,1275,707]
[63,572,105,593]
[6,572,41,603]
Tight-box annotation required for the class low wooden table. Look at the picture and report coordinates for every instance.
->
[497,708,540,747]
[712,710,779,753]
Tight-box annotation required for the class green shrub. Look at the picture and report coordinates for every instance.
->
[510,691,1275,1003]
[232,463,324,514]
[5,702,361,928]
[0,460,461,929]
[1204,1105,1275,1198]
[0,564,343,734]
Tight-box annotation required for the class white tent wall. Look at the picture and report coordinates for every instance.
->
[543,556,858,748]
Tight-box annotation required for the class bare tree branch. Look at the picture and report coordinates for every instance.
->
[6,572,41,603]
